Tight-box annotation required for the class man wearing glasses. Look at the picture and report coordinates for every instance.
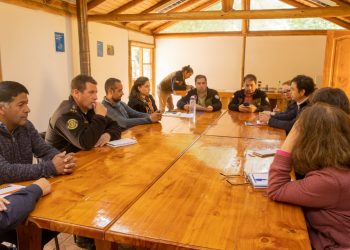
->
[259,76,315,133]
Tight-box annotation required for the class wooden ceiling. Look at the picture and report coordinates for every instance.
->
[87,0,350,34]
[9,0,350,34]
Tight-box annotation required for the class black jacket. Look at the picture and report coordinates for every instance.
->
[228,89,270,112]
[269,101,309,134]
[46,96,121,153]
[177,88,222,111]
[128,95,158,114]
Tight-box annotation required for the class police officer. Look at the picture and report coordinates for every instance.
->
[228,74,271,112]
[46,74,121,153]
[177,74,222,112]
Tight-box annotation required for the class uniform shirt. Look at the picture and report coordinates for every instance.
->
[0,121,58,184]
[268,151,350,250]
[158,71,187,92]
[0,184,42,234]
[228,89,270,112]
[128,95,158,114]
[176,88,222,111]
[102,98,151,130]
[45,96,121,153]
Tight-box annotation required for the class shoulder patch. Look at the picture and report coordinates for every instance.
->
[66,119,78,130]
[215,95,220,100]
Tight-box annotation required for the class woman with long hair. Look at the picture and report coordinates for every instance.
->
[268,103,350,250]
[128,76,158,114]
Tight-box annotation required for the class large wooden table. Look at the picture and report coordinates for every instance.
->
[17,110,310,250]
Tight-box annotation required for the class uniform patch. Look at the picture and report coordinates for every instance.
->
[215,95,220,100]
[66,119,78,130]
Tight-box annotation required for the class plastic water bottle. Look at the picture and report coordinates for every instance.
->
[189,95,196,123]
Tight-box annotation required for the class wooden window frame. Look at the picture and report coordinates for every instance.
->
[128,41,155,96]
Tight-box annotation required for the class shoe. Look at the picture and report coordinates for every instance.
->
[75,236,95,250]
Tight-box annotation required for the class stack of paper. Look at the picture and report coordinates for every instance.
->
[162,112,194,119]
[247,173,268,188]
[107,138,137,148]
[0,184,25,198]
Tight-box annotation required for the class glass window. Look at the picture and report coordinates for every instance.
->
[250,18,344,31]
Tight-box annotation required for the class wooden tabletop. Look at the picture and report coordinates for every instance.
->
[28,133,198,239]
[16,110,309,250]
[205,111,286,140]
[105,136,310,250]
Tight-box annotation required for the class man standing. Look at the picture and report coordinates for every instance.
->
[229,74,270,112]
[46,75,121,153]
[103,78,161,131]
[0,81,75,184]
[177,75,222,112]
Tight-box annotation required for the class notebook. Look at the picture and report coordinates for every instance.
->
[247,173,268,188]
[0,184,25,198]
[252,149,276,158]
[107,138,137,148]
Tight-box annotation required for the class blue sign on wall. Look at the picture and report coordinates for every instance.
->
[97,41,103,57]
[55,32,65,52]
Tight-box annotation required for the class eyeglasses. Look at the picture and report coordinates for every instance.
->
[282,90,291,94]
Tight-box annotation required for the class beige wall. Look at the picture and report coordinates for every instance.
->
[156,35,326,92]
[0,2,74,131]
[245,36,326,88]
[0,2,153,131]
[155,36,243,90]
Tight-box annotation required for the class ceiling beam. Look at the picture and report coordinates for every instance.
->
[139,0,203,30]
[151,0,219,33]
[87,0,106,10]
[222,0,234,12]
[88,6,350,22]
[280,0,350,29]
[122,0,174,27]
[107,0,145,15]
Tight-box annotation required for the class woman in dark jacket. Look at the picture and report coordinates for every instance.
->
[128,77,158,114]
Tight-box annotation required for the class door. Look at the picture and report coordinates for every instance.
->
[323,30,350,97]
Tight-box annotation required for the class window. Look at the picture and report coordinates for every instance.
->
[129,42,155,95]
[160,0,344,33]
[161,1,242,33]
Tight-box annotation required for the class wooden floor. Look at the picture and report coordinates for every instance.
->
[43,234,81,250]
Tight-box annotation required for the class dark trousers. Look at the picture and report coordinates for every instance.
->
[0,229,58,248]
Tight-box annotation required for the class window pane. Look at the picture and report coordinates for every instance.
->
[143,64,151,79]
[131,46,141,79]
[161,1,242,33]
[161,20,242,33]
[250,18,344,31]
[251,0,294,10]
[143,49,151,64]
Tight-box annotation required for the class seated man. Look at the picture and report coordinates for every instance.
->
[46,75,122,153]
[228,74,270,112]
[102,78,161,131]
[259,75,315,133]
[177,74,222,112]
[0,178,51,249]
[0,81,75,184]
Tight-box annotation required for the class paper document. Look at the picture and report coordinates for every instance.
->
[247,173,268,188]
[163,111,194,118]
[0,184,25,198]
[107,138,137,148]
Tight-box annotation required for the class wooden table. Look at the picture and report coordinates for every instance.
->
[16,111,310,250]
[205,111,286,140]
[105,136,310,249]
